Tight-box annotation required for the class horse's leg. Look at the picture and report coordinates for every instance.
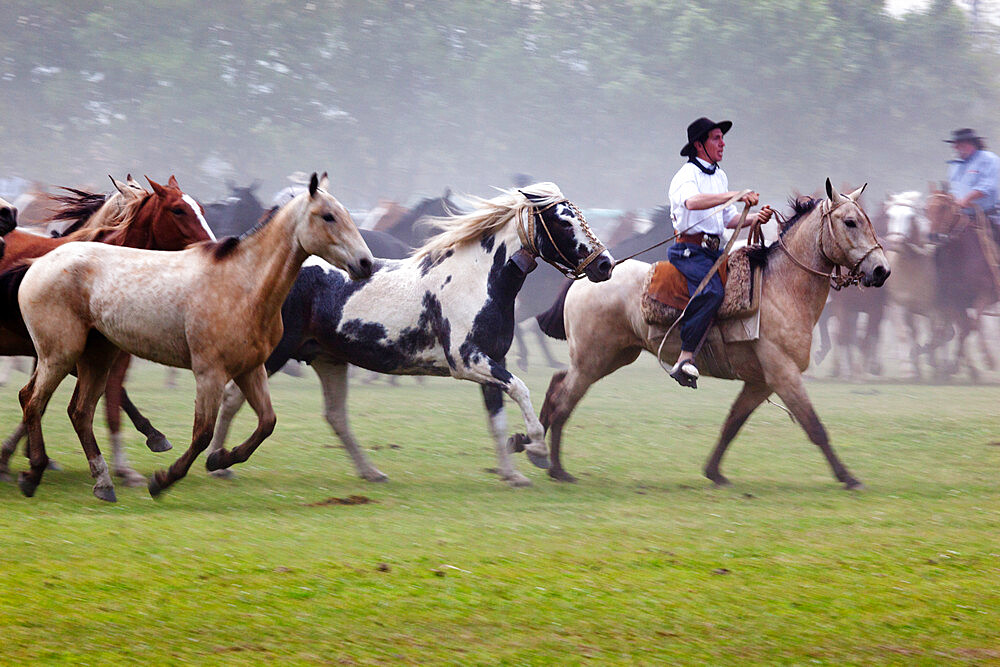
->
[204,366,276,471]
[954,313,977,382]
[703,382,772,486]
[769,371,863,489]
[455,351,550,479]
[813,309,832,365]
[481,382,531,486]
[973,310,997,370]
[68,342,119,502]
[18,356,78,497]
[119,386,172,452]
[535,324,565,369]
[148,368,226,497]
[102,352,145,487]
[0,422,27,482]
[311,359,387,482]
[513,325,530,371]
[204,379,247,479]
[539,347,641,483]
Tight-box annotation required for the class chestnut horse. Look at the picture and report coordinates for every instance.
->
[925,189,1000,380]
[0,176,216,485]
[535,180,890,489]
[14,173,373,501]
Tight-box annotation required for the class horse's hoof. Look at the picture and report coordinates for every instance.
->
[0,469,12,484]
[17,472,37,498]
[93,485,117,503]
[208,468,235,480]
[145,433,172,453]
[205,450,227,472]
[524,447,551,470]
[844,478,865,491]
[548,468,578,483]
[46,459,62,472]
[361,470,389,483]
[707,473,732,487]
[116,468,146,487]
[147,471,167,498]
[506,433,529,453]
[503,472,532,487]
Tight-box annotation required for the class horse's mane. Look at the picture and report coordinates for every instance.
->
[777,196,820,237]
[414,182,564,260]
[49,187,154,241]
[205,205,279,260]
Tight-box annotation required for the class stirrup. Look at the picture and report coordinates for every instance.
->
[669,360,699,389]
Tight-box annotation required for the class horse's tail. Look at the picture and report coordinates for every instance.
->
[536,279,572,340]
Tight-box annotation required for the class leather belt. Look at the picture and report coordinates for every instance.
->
[678,233,721,251]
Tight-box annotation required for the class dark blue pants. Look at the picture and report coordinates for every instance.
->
[667,242,724,352]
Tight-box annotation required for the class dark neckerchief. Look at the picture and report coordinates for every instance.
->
[689,156,718,175]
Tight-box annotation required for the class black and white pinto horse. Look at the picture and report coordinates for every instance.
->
[207,183,615,486]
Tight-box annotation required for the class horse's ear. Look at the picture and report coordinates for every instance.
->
[319,172,329,192]
[519,189,545,204]
[146,176,167,197]
[308,172,319,198]
[825,178,844,202]
[126,174,141,189]
[847,183,867,201]
[109,174,128,195]
[168,175,180,189]
[443,187,452,199]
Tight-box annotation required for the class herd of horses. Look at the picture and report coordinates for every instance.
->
[15,170,997,502]
[816,186,1000,382]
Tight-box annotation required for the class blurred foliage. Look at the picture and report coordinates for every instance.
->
[1,0,997,206]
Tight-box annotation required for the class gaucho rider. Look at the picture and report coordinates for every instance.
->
[667,117,773,388]
[945,127,1000,235]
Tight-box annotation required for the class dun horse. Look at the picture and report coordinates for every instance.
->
[535,180,890,488]
[206,183,615,487]
[0,176,216,485]
[13,173,373,501]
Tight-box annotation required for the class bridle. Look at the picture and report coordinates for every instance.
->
[776,198,883,291]
[516,197,606,279]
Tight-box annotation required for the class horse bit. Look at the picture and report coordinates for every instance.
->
[517,197,606,279]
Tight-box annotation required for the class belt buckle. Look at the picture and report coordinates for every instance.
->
[703,235,720,251]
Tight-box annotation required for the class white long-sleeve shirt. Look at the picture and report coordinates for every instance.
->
[668,158,738,236]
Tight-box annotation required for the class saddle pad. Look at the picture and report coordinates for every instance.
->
[641,247,758,326]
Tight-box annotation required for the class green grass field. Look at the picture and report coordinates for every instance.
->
[1,352,998,665]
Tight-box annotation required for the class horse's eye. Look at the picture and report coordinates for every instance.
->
[844,218,857,228]
[172,207,187,216]
[321,212,336,222]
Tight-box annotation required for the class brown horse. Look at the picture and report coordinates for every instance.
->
[534,180,890,489]
[924,189,1000,380]
[0,176,216,485]
[14,173,373,501]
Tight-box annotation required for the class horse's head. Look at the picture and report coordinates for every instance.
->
[143,176,216,249]
[925,189,963,242]
[883,191,928,248]
[0,196,17,236]
[519,185,614,282]
[820,179,890,287]
[292,172,373,280]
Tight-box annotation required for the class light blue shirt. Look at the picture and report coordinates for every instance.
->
[948,149,1000,212]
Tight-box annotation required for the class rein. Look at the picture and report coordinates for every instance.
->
[776,198,882,291]
[517,198,606,279]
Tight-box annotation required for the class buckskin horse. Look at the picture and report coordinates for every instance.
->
[534,180,890,489]
[0,176,216,485]
[206,183,615,487]
[12,173,373,501]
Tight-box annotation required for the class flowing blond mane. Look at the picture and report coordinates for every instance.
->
[414,182,565,260]
[62,187,152,242]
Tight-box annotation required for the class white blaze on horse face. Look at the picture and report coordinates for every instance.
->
[181,193,216,241]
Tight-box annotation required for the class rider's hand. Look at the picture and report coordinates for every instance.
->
[739,191,760,207]
[757,205,773,223]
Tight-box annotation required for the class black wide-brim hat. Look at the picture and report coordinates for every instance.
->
[944,128,984,144]
[680,117,733,157]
